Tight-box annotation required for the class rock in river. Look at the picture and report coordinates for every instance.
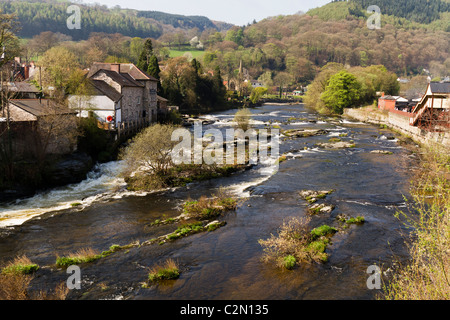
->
[283,129,329,138]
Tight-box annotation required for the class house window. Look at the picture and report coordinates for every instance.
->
[137,97,141,105]
[143,110,146,118]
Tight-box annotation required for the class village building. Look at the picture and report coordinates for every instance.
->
[3,99,77,155]
[5,81,40,99]
[69,62,159,130]
[410,82,450,131]
[246,79,264,88]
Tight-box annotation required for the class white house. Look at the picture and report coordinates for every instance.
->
[69,79,122,127]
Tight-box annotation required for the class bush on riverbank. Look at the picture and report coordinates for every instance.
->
[383,144,450,300]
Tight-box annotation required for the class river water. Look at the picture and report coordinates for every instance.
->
[0,103,418,300]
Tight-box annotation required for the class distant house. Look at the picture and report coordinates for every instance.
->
[5,57,38,81]
[248,80,264,88]
[410,82,450,130]
[6,82,40,99]
[69,62,159,129]
[157,95,169,112]
[378,94,410,112]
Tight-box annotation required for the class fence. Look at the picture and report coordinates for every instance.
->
[97,119,150,139]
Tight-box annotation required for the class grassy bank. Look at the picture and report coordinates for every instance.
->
[383,143,450,300]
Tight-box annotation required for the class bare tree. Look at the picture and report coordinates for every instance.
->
[0,12,21,184]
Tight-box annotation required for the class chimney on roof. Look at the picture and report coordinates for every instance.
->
[111,63,120,73]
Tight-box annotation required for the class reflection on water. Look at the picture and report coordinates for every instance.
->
[0,103,416,300]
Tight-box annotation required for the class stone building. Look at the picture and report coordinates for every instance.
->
[69,62,159,129]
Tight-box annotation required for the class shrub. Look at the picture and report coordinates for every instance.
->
[259,219,339,267]
[182,190,238,220]
[0,272,33,300]
[234,108,252,131]
[283,255,297,270]
[384,144,450,300]
[147,259,180,283]
[311,225,337,240]
[258,217,312,268]
[1,256,39,276]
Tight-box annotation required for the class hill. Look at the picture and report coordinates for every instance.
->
[197,1,449,83]
[307,0,450,31]
[0,0,233,40]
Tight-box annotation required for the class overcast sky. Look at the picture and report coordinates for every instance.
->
[87,0,331,25]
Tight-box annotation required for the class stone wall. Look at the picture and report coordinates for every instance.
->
[344,107,450,148]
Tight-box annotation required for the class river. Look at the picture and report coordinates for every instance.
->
[0,103,418,300]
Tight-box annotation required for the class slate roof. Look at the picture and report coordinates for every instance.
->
[6,82,40,93]
[9,99,76,117]
[430,82,450,94]
[93,69,144,88]
[87,62,158,82]
[91,80,122,102]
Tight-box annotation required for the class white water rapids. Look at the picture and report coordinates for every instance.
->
[0,161,129,228]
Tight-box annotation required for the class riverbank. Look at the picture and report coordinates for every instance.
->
[344,107,450,299]
[343,106,450,148]
[0,152,94,204]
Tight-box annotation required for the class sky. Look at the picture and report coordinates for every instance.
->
[87,0,332,25]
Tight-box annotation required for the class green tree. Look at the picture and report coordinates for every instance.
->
[147,55,162,94]
[0,12,20,68]
[249,87,268,104]
[320,70,361,114]
[38,46,80,93]
[137,39,153,72]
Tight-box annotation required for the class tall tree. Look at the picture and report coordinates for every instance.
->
[147,55,162,95]
[137,39,153,72]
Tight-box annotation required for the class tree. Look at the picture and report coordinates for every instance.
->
[273,72,292,98]
[147,55,162,94]
[160,56,197,110]
[0,12,21,185]
[0,12,20,68]
[234,108,252,131]
[129,37,144,63]
[320,70,361,114]
[250,87,268,104]
[27,31,71,60]
[137,39,153,72]
[37,46,80,94]
[120,124,179,177]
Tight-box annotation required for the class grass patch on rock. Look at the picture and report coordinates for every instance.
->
[145,259,180,286]
[55,248,103,268]
[1,256,39,276]
[259,217,338,269]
